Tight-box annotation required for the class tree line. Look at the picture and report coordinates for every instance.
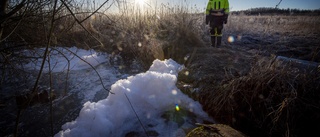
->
[232,7,320,16]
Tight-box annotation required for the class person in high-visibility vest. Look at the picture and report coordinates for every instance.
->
[205,0,229,48]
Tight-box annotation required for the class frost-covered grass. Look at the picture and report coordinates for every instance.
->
[86,14,320,66]
[225,15,320,36]
[50,3,206,69]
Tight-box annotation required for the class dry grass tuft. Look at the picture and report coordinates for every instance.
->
[199,57,320,137]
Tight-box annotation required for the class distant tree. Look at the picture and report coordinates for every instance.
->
[231,7,320,16]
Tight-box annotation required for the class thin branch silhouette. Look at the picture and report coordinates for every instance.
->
[124,93,149,137]
[60,0,104,47]
[62,47,114,94]
[276,0,283,9]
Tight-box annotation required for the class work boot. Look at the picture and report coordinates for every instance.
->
[217,36,222,48]
[211,36,216,47]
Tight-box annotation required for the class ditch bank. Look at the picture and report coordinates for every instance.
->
[175,42,319,137]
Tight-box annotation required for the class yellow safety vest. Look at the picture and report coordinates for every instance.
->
[206,0,229,15]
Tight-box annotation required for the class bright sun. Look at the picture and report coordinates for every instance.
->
[135,0,144,6]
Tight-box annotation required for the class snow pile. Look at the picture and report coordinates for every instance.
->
[55,59,213,137]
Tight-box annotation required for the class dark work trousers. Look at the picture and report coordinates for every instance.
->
[210,16,224,47]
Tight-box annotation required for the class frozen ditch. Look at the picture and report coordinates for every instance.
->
[1,47,213,137]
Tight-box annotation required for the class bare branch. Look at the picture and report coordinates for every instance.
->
[62,47,114,94]
[31,0,59,96]
[0,0,27,24]
[79,0,110,24]
[275,0,283,9]
[0,3,29,43]
[51,47,71,96]
[60,0,104,47]
[124,93,149,137]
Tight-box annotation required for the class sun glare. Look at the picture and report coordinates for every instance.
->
[135,0,144,7]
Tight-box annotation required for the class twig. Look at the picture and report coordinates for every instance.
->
[51,47,71,96]
[79,0,110,24]
[0,0,27,24]
[47,49,54,137]
[22,0,58,136]
[30,0,58,100]
[275,0,283,9]
[62,47,114,94]
[60,0,104,47]
[124,93,149,137]
[0,12,24,43]
[0,0,29,43]
[268,54,278,69]
[55,12,116,24]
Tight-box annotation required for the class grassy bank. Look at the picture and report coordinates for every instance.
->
[197,57,320,137]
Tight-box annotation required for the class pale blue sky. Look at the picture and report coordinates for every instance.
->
[97,0,320,13]
[150,0,320,11]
